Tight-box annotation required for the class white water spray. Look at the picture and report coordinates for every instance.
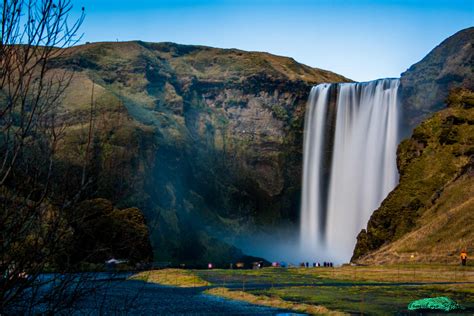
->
[300,79,400,263]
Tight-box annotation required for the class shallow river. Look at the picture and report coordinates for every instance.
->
[69,278,300,315]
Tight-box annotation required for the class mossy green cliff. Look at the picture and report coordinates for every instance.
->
[51,42,350,263]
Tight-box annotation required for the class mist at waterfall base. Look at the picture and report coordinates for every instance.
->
[233,79,401,265]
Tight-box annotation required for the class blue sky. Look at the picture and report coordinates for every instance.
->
[73,0,473,81]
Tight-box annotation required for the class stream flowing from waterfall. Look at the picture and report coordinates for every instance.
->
[300,78,401,263]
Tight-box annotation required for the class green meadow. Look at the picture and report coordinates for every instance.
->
[133,265,474,314]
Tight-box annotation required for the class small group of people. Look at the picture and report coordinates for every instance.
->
[300,261,334,268]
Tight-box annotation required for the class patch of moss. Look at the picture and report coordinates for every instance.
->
[446,87,474,109]
[272,104,289,120]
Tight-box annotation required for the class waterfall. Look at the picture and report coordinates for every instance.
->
[300,78,400,263]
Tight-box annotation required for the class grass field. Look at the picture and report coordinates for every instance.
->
[205,287,344,315]
[293,264,474,283]
[192,264,474,286]
[131,265,474,314]
[130,268,210,287]
[250,284,473,315]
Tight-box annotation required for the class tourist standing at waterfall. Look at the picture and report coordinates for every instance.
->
[460,250,468,266]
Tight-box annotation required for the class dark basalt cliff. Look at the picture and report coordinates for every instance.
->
[52,42,350,263]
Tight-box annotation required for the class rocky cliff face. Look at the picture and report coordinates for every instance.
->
[52,42,350,263]
[400,27,474,131]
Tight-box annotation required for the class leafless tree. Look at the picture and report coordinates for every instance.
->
[0,0,86,313]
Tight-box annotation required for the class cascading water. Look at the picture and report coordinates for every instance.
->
[300,78,400,263]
